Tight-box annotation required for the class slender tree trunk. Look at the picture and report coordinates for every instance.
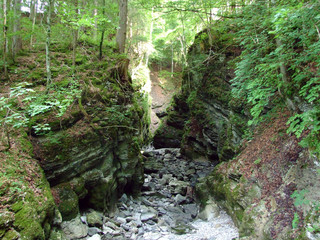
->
[30,0,37,49]
[171,44,174,78]
[145,7,154,66]
[72,0,78,75]
[3,0,8,79]
[30,0,35,20]
[12,0,22,61]
[99,0,105,60]
[0,0,2,19]
[93,0,99,40]
[116,0,127,53]
[46,0,53,88]
[275,38,296,111]
[179,11,187,69]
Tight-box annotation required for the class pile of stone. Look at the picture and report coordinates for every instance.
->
[59,148,238,240]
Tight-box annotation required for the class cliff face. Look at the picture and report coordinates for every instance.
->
[0,52,148,239]
[31,63,147,221]
[154,27,245,163]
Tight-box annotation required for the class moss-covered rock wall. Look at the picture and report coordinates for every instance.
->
[31,64,147,221]
[154,24,246,163]
[0,132,56,240]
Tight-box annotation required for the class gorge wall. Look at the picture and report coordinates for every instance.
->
[154,26,245,163]
[0,56,149,239]
[153,22,320,240]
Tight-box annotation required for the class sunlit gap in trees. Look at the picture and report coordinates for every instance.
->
[22,0,45,13]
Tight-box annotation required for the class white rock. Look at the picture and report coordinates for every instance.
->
[198,201,220,221]
[116,216,127,224]
[61,217,88,239]
[87,234,101,240]
[140,212,157,222]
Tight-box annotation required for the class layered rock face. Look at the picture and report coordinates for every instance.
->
[32,67,147,222]
[154,28,245,162]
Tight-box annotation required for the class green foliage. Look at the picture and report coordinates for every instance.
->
[230,0,320,153]
[287,108,320,153]
[292,212,300,229]
[0,79,82,141]
[291,189,310,207]
[254,158,262,165]
[307,203,320,234]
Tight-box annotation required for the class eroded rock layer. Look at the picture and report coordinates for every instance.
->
[31,63,148,223]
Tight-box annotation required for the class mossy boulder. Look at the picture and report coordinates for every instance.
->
[2,229,20,240]
[153,23,245,161]
[86,210,103,227]
[0,131,57,240]
[53,184,79,221]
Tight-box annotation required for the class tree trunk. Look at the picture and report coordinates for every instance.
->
[145,7,154,66]
[171,43,174,78]
[72,0,79,75]
[275,38,296,111]
[116,0,127,53]
[46,0,53,88]
[12,0,22,61]
[3,0,8,79]
[30,0,35,20]
[30,0,37,49]
[99,0,105,60]
[93,0,98,40]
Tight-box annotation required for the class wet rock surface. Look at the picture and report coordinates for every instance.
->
[64,148,239,240]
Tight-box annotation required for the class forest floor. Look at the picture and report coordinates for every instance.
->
[149,65,181,134]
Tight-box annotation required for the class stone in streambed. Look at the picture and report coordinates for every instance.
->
[87,234,101,240]
[87,210,103,227]
[169,179,189,195]
[88,227,102,236]
[61,217,88,239]
[174,194,187,205]
[119,193,128,203]
[140,212,157,222]
[198,200,220,221]
[183,204,198,218]
[116,217,127,225]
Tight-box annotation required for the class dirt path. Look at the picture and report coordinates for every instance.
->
[149,69,178,134]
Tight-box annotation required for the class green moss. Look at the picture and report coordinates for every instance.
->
[195,178,210,207]
[54,184,79,221]
[14,205,45,240]
[0,211,15,238]
[2,229,20,240]
[0,229,6,238]
[18,131,34,154]
[69,177,87,199]
[48,228,67,240]
[11,201,24,213]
